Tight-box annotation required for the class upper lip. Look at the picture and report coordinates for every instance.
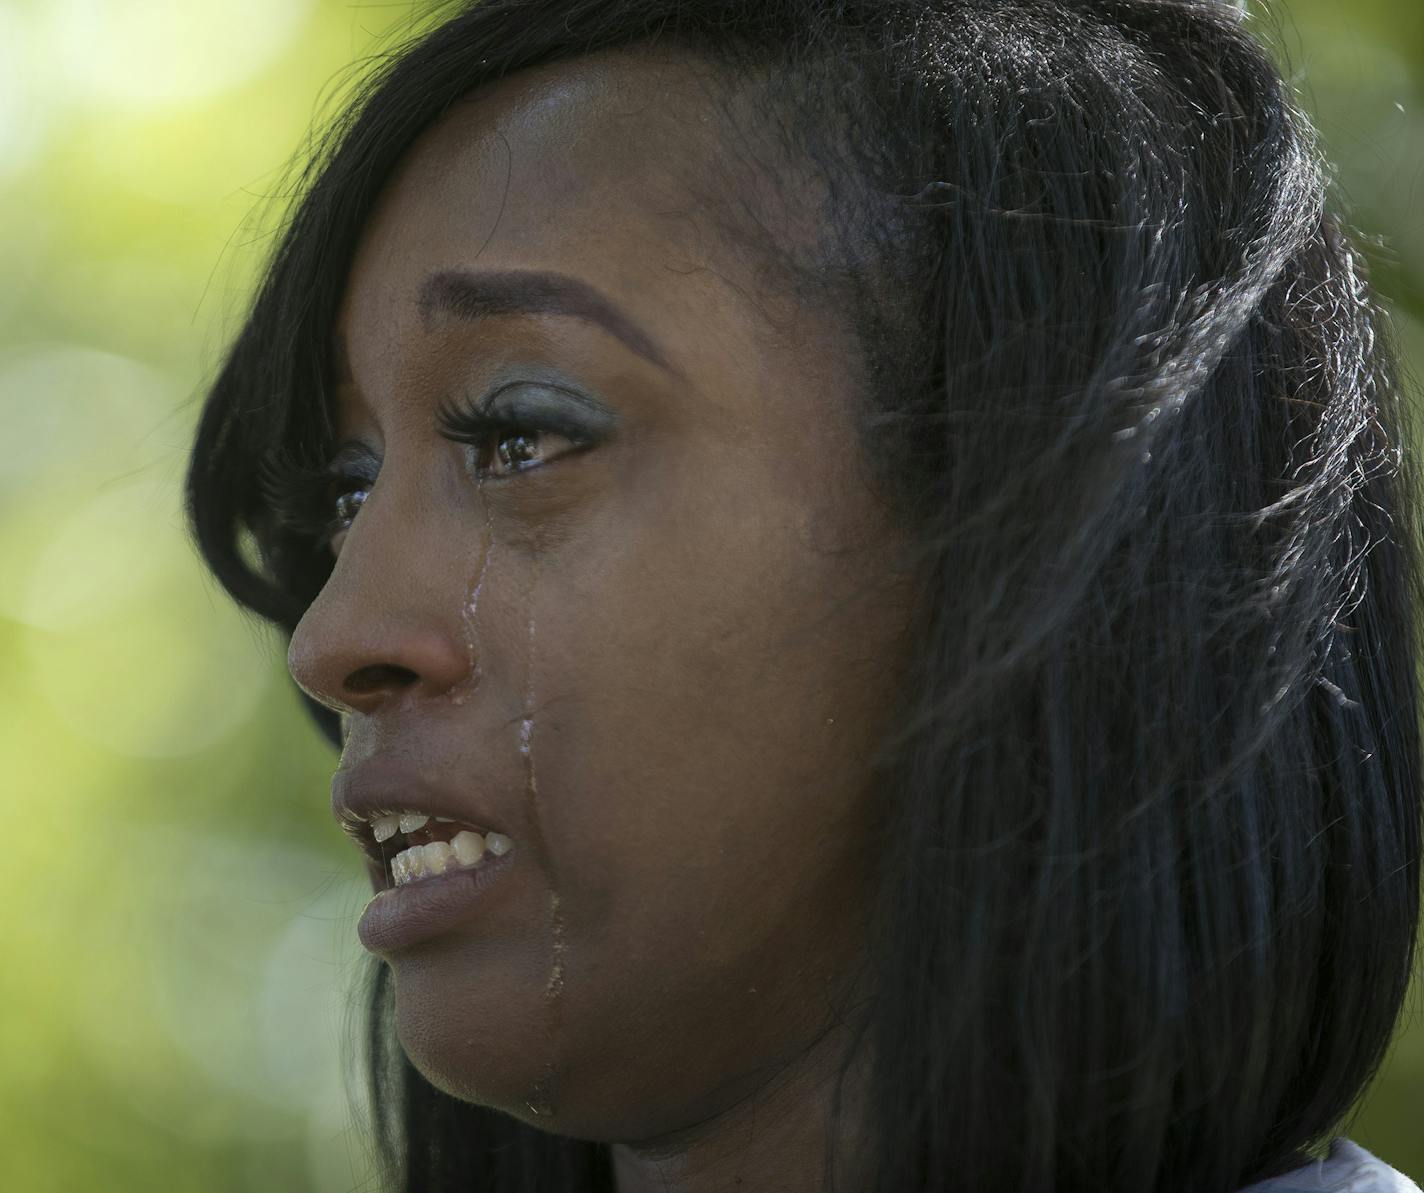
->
[331,757,505,870]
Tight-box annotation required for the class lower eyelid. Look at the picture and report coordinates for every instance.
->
[462,427,588,480]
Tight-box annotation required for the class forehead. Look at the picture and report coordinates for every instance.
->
[334,46,809,384]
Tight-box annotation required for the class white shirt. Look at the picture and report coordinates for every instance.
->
[1238,1138,1421,1193]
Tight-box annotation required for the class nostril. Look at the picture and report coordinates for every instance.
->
[345,663,419,695]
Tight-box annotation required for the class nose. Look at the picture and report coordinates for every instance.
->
[285,519,477,719]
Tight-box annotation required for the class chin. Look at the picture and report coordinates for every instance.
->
[387,944,573,1118]
[389,985,689,1142]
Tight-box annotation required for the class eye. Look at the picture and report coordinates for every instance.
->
[315,422,565,555]
[256,446,377,559]
[324,485,368,555]
[259,381,612,559]
[478,424,579,479]
[435,385,602,481]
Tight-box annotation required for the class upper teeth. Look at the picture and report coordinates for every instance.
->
[372,812,465,842]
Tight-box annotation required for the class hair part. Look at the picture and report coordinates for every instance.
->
[185,2,1423,1191]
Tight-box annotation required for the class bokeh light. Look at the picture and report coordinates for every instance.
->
[47,0,315,110]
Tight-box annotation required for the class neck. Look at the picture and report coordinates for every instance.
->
[609,1022,874,1193]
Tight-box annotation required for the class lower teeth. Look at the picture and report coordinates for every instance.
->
[391,831,512,886]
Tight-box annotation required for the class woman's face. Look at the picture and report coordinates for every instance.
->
[287,46,916,1141]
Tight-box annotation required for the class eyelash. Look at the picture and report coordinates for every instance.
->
[258,395,582,554]
[434,393,560,473]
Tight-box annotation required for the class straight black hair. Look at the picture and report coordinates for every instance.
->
[184,2,1424,1190]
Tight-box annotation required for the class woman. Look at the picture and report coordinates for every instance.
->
[183,1,1424,1190]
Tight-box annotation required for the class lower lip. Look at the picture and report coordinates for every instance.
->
[357,852,517,953]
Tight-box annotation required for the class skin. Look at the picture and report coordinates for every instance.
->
[286,45,917,1193]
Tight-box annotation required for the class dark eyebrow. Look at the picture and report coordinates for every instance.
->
[415,268,679,377]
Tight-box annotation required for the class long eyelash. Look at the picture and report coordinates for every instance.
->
[436,392,588,477]
[434,393,526,453]
[255,449,356,549]
[253,396,572,554]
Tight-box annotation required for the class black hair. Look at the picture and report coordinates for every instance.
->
[184,2,1423,1191]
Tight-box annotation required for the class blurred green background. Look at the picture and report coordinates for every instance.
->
[0,1,1420,1189]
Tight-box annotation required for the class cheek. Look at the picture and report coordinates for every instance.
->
[530,496,900,972]
[508,520,898,1136]
[452,432,909,1134]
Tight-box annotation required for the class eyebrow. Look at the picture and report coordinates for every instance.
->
[412,267,679,377]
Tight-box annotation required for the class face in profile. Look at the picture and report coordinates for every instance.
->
[285,45,916,1143]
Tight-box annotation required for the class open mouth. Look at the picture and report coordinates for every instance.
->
[356,814,514,890]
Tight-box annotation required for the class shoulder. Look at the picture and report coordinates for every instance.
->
[1237,1138,1422,1193]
